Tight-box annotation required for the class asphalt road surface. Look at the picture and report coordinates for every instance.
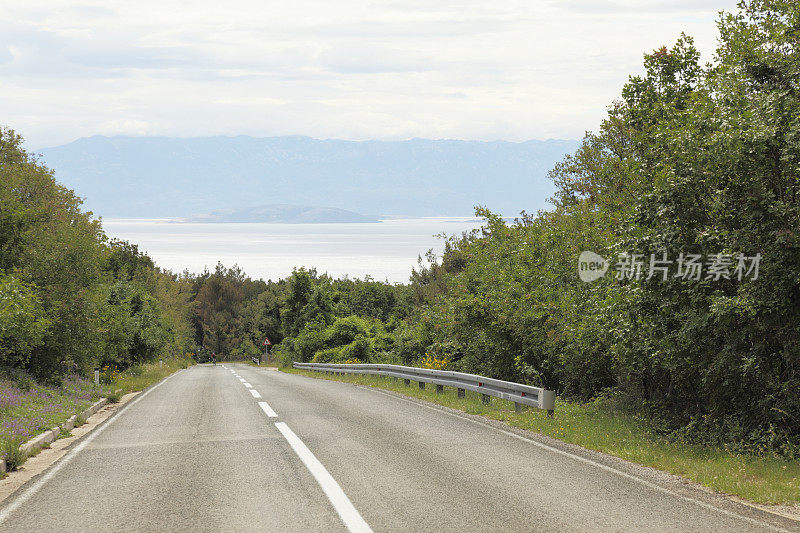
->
[0,364,797,532]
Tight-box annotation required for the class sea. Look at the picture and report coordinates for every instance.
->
[102,217,486,284]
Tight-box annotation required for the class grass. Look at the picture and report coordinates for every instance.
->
[111,357,192,394]
[1,436,27,471]
[246,360,278,368]
[284,368,800,506]
[0,373,104,470]
[0,356,192,471]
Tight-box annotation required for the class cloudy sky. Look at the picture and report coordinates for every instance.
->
[2,0,739,149]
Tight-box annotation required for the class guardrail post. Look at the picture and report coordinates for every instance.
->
[94,368,99,386]
[435,384,444,394]
[540,390,556,418]
[457,388,465,398]
[418,382,425,390]
[515,402,522,413]
[403,379,410,386]
[481,394,490,405]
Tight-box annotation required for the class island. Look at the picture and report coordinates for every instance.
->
[173,204,380,224]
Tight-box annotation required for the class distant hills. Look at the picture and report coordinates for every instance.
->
[175,204,379,224]
[38,135,579,219]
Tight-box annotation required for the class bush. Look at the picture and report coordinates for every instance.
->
[1,436,27,471]
[323,316,370,346]
[107,389,123,403]
[312,346,343,363]
[1,367,36,392]
[312,336,371,363]
[273,343,295,368]
[391,320,428,364]
[292,321,327,362]
[370,332,395,353]
[0,274,50,369]
[341,336,370,362]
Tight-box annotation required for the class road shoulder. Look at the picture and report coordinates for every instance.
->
[278,367,800,531]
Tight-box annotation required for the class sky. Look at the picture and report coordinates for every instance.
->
[2,0,741,150]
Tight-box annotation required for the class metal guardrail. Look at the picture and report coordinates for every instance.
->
[293,362,556,415]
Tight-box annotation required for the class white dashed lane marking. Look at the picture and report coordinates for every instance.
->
[258,401,278,418]
[230,367,370,531]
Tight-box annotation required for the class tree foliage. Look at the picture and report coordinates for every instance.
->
[0,127,194,380]
[390,1,800,455]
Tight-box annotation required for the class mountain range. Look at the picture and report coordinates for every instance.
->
[175,204,379,224]
[38,135,579,219]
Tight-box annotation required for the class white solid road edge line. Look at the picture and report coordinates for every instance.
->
[274,422,372,533]
[249,389,262,399]
[258,401,278,418]
[0,370,181,526]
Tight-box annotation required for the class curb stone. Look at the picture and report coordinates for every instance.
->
[82,398,108,419]
[2,397,110,473]
[63,415,77,432]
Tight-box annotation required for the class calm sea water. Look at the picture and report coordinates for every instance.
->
[102,217,486,283]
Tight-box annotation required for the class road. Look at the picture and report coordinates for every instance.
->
[0,364,796,532]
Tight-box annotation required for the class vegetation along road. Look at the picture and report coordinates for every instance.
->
[0,364,796,532]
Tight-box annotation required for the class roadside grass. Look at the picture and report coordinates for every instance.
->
[111,357,192,395]
[0,356,192,471]
[1,436,27,470]
[1,372,105,470]
[247,360,279,368]
[284,368,800,506]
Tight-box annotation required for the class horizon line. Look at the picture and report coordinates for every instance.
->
[33,133,581,151]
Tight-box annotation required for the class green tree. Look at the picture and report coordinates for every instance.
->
[0,273,50,367]
[193,264,246,357]
[0,127,106,379]
[616,0,800,451]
